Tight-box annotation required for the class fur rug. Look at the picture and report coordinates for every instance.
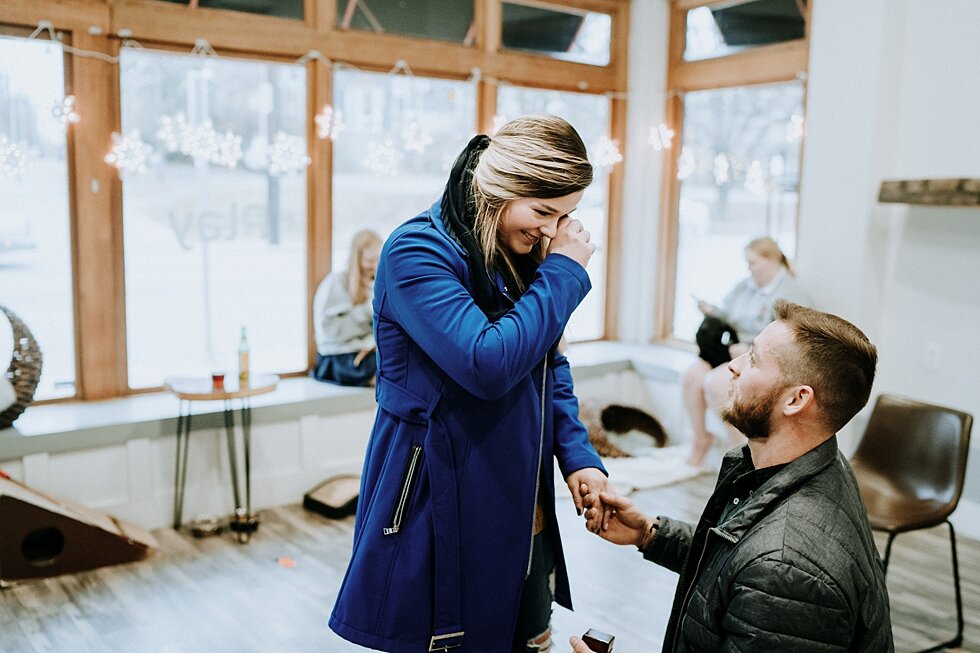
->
[579,401,668,457]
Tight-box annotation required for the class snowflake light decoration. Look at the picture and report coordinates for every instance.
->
[786,113,805,143]
[591,135,623,169]
[0,135,29,179]
[647,123,674,151]
[267,131,310,177]
[104,130,153,176]
[157,114,242,168]
[402,121,433,154]
[363,139,399,176]
[52,95,81,129]
[315,105,345,141]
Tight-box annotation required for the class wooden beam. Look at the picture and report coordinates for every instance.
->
[67,30,126,399]
[306,60,333,369]
[1,0,109,32]
[670,39,808,91]
[653,93,683,340]
[110,1,317,57]
[603,96,627,340]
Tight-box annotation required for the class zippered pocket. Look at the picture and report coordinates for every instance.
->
[384,444,424,536]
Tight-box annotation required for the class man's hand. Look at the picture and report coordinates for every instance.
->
[566,468,612,533]
[547,217,596,269]
[584,491,654,547]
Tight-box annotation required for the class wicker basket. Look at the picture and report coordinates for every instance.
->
[0,305,43,429]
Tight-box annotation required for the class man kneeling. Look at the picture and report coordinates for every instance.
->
[573,300,893,652]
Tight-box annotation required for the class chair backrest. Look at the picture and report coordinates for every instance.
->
[851,394,972,509]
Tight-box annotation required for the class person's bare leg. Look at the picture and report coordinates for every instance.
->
[704,364,746,453]
[682,359,714,467]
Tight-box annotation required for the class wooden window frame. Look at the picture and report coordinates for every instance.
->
[1,0,629,401]
[654,0,810,342]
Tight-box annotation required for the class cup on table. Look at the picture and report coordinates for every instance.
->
[211,371,225,390]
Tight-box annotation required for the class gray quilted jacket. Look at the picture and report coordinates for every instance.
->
[646,437,893,652]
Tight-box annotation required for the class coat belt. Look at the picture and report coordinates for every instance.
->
[376,376,464,650]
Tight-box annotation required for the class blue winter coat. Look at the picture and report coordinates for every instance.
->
[329,199,607,652]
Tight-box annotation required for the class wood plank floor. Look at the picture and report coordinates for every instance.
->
[1,474,977,652]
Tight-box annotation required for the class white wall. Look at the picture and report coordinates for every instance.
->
[623,0,980,513]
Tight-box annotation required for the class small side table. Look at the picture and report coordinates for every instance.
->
[165,374,279,543]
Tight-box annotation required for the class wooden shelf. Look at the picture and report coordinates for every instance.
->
[878,178,980,207]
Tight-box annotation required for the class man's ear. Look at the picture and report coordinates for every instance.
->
[783,385,815,417]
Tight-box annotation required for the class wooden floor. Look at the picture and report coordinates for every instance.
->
[1,474,977,652]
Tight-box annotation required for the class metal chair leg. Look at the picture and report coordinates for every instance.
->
[909,520,964,653]
[881,532,896,573]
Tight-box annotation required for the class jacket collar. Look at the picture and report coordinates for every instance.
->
[428,198,469,259]
[714,436,840,542]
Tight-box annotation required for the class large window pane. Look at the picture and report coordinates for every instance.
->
[331,70,475,270]
[337,0,474,44]
[0,36,74,399]
[120,50,307,388]
[496,87,610,341]
[502,2,611,66]
[685,0,806,62]
[672,82,804,340]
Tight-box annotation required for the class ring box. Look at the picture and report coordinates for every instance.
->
[582,628,615,652]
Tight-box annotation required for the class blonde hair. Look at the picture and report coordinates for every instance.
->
[471,115,592,292]
[746,236,794,276]
[347,229,383,305]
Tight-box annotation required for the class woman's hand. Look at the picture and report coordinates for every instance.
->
[547,217,596,268]
[566,468,612,533]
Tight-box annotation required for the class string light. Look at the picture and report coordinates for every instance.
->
[0,135,30,179]
[267,131,310,177]
[591,135,623,169]
[52,95,80,129]
[363,139,399,175]
[647,123,674,151]
[315,105,345,140]
[104,130,153,176]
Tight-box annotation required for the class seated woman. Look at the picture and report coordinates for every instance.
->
[311,229,383,387]
[682,236,811,467]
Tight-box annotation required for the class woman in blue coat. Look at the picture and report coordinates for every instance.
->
[330,115,612,652]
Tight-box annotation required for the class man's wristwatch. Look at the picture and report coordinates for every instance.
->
[637,518,661,551]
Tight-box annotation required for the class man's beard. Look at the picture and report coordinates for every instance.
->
[720,384,785,439]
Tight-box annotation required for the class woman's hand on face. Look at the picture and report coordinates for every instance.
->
[547,217,596,268]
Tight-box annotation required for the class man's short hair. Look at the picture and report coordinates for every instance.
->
[773,300,878,432]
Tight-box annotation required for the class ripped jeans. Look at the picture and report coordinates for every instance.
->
[511,527,556,652]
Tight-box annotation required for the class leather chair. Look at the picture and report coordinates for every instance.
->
[850,394,973,653]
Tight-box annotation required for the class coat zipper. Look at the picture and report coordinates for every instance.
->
[668,527,737,649]
[384,444,424,535]
[526,358,548,577]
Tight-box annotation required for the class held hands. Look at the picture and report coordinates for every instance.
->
[583,491,654,547]
[566,468,612,534]
[547,217,596,269]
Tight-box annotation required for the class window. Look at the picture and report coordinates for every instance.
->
[336,0,475,44]
[0,35,75,399]
[496,86,611,341]
[157,0,304,20]
[502,2,611,66]
[331,69,475,270]
[671,83,804,340]
[119,49,308,388]
[685,0,806,62]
